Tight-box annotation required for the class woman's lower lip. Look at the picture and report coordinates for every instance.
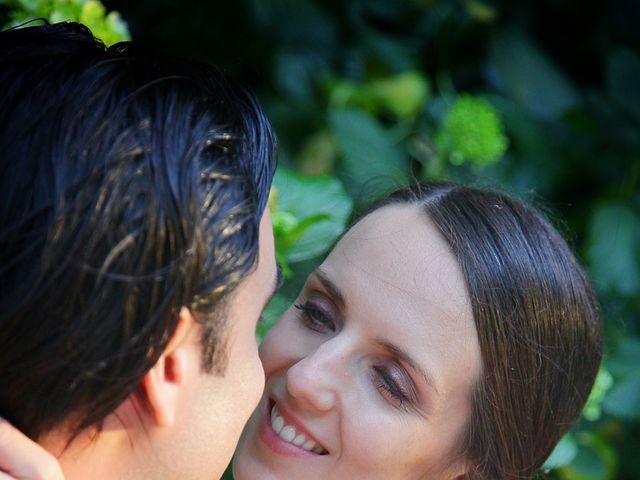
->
[258,400,323,459]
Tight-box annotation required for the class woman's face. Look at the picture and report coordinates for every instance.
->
[234,204,482,480]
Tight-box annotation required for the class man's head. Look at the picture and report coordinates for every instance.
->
[0,22,279,478]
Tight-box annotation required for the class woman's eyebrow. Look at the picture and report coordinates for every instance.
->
[312,269,439,397]
[375,338,440,399]
[312,268,346,308]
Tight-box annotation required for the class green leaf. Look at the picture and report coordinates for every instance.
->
[272,168,352,263]
[371,72,430,119]
[3,0,130,45]
[608,48,640,123]
[490,30,579,120]
[484,95,563,195]
[329,72,429,119]
[544,434,578,470]
[16,0,39,12]
[285,213,331,247]
[265,0,337,50]
[79,0,105,25]
[256,293,291,341]
[602,375,640,420]
[586,202,640,295]
[329,109,408,205]
[49,1,83,24]
[582,368,613,422]
[78,1,130,45]
[436,95,508,167]
[275,52,325,102]
[558,434,617,480]
[295,130,338,175]
[464,0,497,23]
[606,337,640,377]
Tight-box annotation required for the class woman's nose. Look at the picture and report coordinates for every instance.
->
[285,340,343,413]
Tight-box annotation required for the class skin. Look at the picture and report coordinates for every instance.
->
[0,420,64,480]
[187,207,280,478]
[147,208,280,479]
[34,209,280,480]
[234,204,482,480]
[1,205,480,480]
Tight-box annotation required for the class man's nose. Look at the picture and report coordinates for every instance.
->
[285,338,345,413]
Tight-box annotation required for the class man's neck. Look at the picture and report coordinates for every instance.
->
[38,403,158,480]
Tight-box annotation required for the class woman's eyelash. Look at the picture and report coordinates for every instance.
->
[294,301,335,332]
[373,366,411,410]
[295,300,415,413]
[294,298,414,412]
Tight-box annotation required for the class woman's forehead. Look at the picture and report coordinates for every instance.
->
[330,205,469,308]
[320,204,481,396]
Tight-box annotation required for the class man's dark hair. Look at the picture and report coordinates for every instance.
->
[0,22,277,440]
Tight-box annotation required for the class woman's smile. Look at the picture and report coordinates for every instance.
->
[260,397,329,457]
[233,204,480,480]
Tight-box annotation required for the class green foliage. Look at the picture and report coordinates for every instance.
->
[260,167,352,338]
[270,167,353,271]
[330,108,409,204]
[436,95,509,167]
[1,0,129,45]
[604,338,640,421]
[608,49,640,123]
[235,3,639,473]
[464,0,497,23]
[557,433,618,480]
[329,71,431,119]
[586,203,640,296]
[583,369,614,422]
[490,30,579,120]
[4,0,639,477]
[545,434,579,470]
[604,376,640,421]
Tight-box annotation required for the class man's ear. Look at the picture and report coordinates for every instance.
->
[139,306,199,427]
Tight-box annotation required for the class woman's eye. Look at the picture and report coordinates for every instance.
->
[294,301,336,333]
[372,366,411,411]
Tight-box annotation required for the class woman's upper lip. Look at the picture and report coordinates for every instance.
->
[270,397,329,453]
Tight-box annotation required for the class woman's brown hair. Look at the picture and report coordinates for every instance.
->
[376,182,602,479]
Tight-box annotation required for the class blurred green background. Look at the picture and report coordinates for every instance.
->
[2,0,639,478]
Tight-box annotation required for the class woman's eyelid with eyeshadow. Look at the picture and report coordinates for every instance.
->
[296,302,332,332]
[299,276,427,414]
[295,288,341,332]
[303,277,343,322]
[375,361,421,410]
[294,290,416,411]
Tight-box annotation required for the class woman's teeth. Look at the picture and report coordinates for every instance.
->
[270,405,326,454]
